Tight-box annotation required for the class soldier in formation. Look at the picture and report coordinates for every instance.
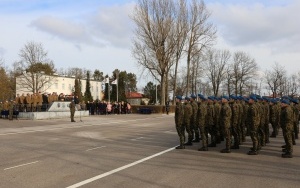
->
[174,94,298,158]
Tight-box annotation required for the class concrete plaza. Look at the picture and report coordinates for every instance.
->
[0,114,299,188]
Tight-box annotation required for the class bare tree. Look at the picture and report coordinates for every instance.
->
[132,0,178,105]
[172,0,188,104]
[185,0,217,96]
[264,63,286,98]
[231,51,258,95]
[204,49,230,96]
[14,41,56,93]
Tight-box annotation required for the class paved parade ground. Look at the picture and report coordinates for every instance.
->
[0,114,299,188]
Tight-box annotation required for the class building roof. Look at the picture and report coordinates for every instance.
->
[126,92,144,99]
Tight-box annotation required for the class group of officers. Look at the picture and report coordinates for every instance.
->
[175,94,299,158]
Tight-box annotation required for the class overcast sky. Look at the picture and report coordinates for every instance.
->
[0,0,299,87]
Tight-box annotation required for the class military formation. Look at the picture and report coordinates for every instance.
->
[174,94,299,158]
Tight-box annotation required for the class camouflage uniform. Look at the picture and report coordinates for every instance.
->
[230,100,240,149]
[247,100,260,155]
[276,102,281,135]
[183,100,193,145]
[280,103,294,158]
[214,100,221,143]
[175,99,185,148]
[8,101,14,120]
[220,98,232,153]
[190,99,199,142]
[69,101,76,122]
[291,102,299,144]
[269,101,277,137]
[198,101,208,151]
[257,102,265,148]
[240,100,248,142]
[263,100,270,143]
[207,101,216,147]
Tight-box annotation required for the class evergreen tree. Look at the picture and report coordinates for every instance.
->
[74,78,82,102]
[84,71,93,102]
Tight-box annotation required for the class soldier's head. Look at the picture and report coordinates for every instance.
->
[197,94,206,103]
[190,94,196,101]
[249,95,257,104]
[291,98,299,105]
[175,95,182,103]
[221,96,229,103]
[208,96,214,103]
[184,96,190,103]
[281,99,290,107]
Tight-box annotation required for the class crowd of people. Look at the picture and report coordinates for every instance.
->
[174,94,299,158]
[85,100,131,115]
[0,91,132,120]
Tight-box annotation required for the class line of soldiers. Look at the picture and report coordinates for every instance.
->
[13,92,59,112]
[175,94,299,158]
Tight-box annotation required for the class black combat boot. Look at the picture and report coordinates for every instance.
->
[247,150,258,155]
[282,152,293,158]
[230,144,239,149]
[175,145,185,149]
[281,145,286,148]
[184,141,193,146]
[208,143,216,147]
[192,138,200,143]
[220,149,231,153]
[198,147,208,151]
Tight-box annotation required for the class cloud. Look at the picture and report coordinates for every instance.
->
[208,0,300,52]
[30,2,135,49]
[88,2,135,48]
[30,16,106,48]
[0,47,5,56]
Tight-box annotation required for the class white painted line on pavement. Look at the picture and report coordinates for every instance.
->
[130,137,144,141]
[4,161,39,171]
[86,146,106,152]
[66,147,175,188]
[0,117,166,137]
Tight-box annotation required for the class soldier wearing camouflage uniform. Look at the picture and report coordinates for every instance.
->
[220,96,232,153]
[269,99,278,137]
[190,94,199,142]
[197,94,208,151]
[175,96,185,149]
[290,99,299,145]
[263,97,270,144]
[280,99,294,158]
[247,95,260,155]
[207,96,216,147]
[256,96,265,149]
[183,97,193,146]
[229,96,240,149]
[214,97,222,144]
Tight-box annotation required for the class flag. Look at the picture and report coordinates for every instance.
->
[105,77,109,84]
[111,79,118,85]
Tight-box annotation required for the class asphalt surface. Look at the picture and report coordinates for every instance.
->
[0,114,299,188]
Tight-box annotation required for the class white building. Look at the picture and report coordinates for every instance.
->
[16,73,103,100]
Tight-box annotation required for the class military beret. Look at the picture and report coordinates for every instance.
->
[281,99,290,105]
[198,94,207,101]
[185,96,190,101]
[221,95,229,100]
[249,95,257,101]
[190,94,197,99]
[255,95,262,100]
[208,96,214,101]
[270,99,277,104]
[291,98,299,104]
[176,95,182,100]
[244,97,250,103]
[230,95,237,100]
